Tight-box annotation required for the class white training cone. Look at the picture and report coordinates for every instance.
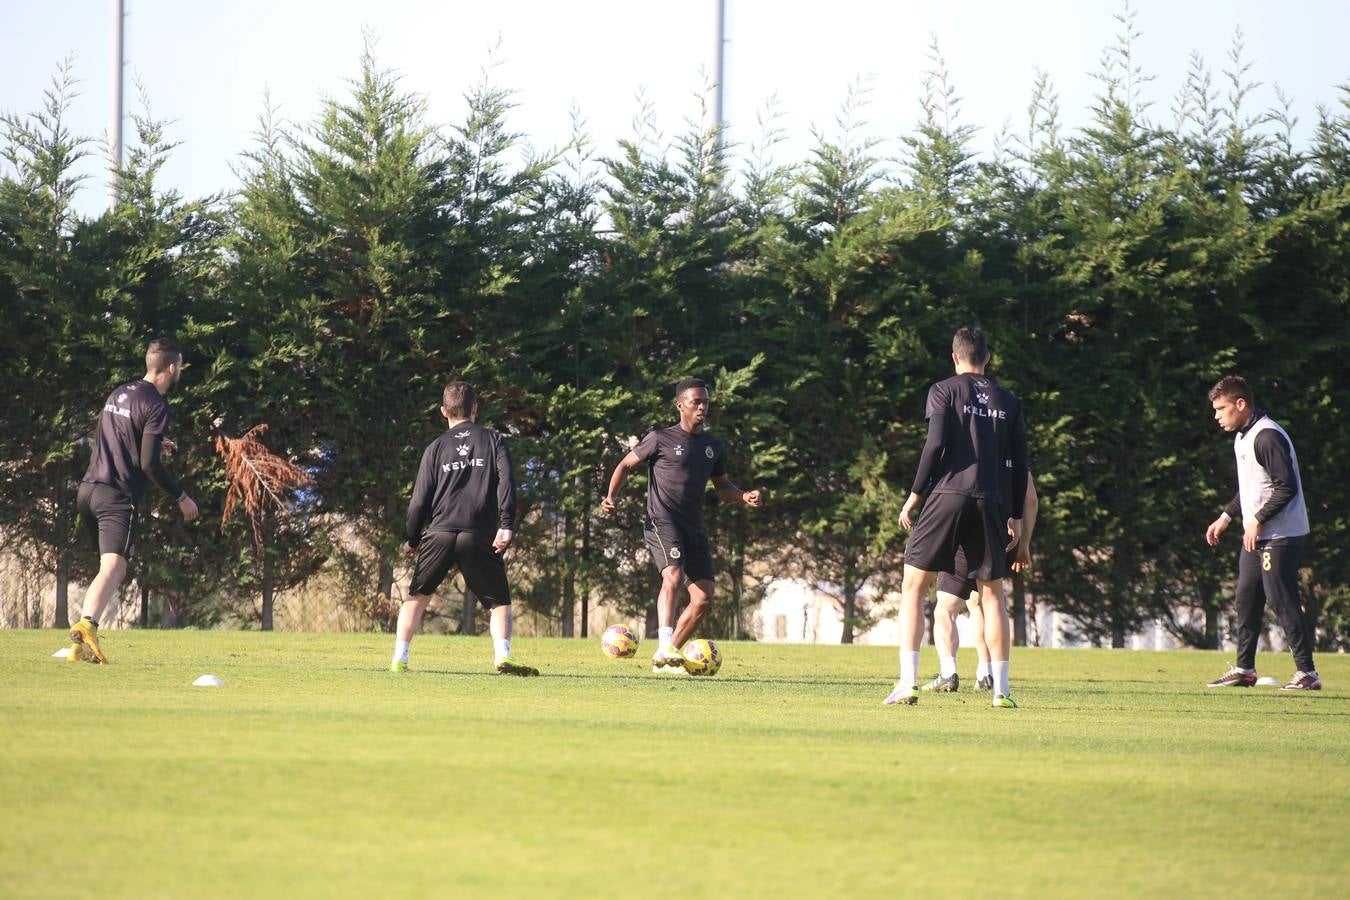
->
[52,647,72,658]
[1255,676,1280,686]
[192,674,224,687]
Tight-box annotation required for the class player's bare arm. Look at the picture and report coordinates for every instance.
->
[600,451,642,514]
[712,473,762,507]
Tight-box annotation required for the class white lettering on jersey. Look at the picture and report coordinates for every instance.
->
[962,404,1007,419]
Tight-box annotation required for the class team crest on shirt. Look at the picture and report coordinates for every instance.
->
[705,446,715,459]
[457,444,470,456]
[669,547,682,559]
[674,445,684,457]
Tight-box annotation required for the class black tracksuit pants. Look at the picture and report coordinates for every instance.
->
[1234,536,1316,673]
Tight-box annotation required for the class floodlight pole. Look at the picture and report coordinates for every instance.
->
[109,0,125,210]
[712,0,726,134]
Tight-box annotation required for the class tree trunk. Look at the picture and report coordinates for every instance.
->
[160,594,178,629]
[140,582,150,628]
[1011,574,1027,647]
[260,548,275,632]
[840,564,856,645]
[461,584,476,635]
[1204,600,1220,650]
[579,481,591,639]
[376,555,394,601]
[730,518,745,640]
[1111,617,1126,649]
[560,506,576,637]
[1304,584,1321,648]
[53,552,69,628]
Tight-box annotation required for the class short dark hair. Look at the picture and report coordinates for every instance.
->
[675,378,708,399]
[1208,375,1254,406]
[952,327,988,364]
[145,337,182,373]
[442,381,478,418]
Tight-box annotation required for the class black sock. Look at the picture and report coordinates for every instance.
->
[83,615,98,627]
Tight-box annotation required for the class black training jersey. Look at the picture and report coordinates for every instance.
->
[82,379,174,502]
[910,372,1028,516]
[406,422,516,544]
[632,425,727,533]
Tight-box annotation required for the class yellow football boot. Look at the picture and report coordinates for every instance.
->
[69,619,107,664]
[494,656,539,677]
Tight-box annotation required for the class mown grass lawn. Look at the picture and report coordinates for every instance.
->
[2,630,1347,898]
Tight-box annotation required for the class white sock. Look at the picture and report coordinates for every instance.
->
[393,640,410,664]
[494,638,511,660]
[939,655,957,678]
[899,651,920,695]
[659,626,675,650]
[993,660,1010,698]
[975,660,991,680]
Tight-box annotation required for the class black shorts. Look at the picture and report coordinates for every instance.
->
[408,530,511,608]
[904,492,1009,582]
[644,518,714,585]
[77,482,139,559]
[935,545,1017,598]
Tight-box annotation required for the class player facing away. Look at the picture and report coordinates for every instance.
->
[391,381,537,676]
[601,378,762,672]
[923,474,1037,693]
[1204,376,1320,691]
[888,327,1028,708]
[69,338,200,663]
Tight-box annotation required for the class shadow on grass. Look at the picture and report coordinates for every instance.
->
[361,666,884,688]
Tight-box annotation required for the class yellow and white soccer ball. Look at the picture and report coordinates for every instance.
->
[682,639,722,676]
[600,624,639,659]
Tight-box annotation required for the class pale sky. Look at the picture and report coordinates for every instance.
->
[3,0,1348,216]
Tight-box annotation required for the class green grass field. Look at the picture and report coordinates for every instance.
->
[2,630,1347,899]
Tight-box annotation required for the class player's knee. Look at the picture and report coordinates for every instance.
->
[660,567,684,590]
[99,553,127,579]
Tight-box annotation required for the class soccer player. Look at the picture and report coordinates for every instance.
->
[601,378,762,672]
[69,338,200,663]
[391,381,537,677]
[922,474,1037,693]
[886,326,1028,708]
[1204,376,1320,691]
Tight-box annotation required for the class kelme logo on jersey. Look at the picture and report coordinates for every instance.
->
[455,430,471,438]
[457,444,470,456]
[674,445,684,456]
[976,392,989,405]
[117,393,128,403]
[963,403,1007,419]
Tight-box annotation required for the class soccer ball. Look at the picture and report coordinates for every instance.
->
[682,639,722,676]
[601,625,639,659]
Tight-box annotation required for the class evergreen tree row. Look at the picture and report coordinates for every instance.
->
[3,28,1347,648]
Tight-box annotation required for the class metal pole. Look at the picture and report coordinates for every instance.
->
[108,0,125,209]
[712,0,726,135]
